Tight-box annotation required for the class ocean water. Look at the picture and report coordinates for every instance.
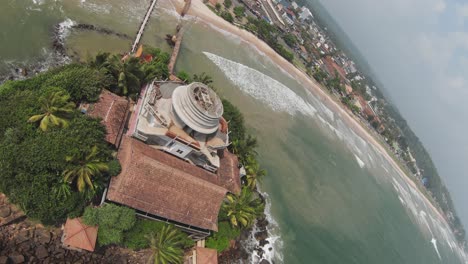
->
[0,1,466,263]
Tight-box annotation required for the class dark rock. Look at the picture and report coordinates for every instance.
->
[0,256,7,264]
[8,254,24,264]
[15,229,30,244]
[255,230,268,241]
[0,206,11,218]
[35,245,49,259]
[259,260,270,264]
[35,229,51,244]
[259,239,270,247]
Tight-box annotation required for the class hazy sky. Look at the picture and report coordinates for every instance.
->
[316,0,468,227]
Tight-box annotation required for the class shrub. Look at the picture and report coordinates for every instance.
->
[221,11,234,23]
[233,6,245,18]
[176,71,191,83]
[206,222,240,252]
[42,64,111,102]
[222,99,246,143]
[224,0,232,8]
[123,219,194,250]
[82,204,136,246]
[107,159,122,176]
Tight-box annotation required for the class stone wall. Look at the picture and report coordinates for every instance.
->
[0,194,150,264]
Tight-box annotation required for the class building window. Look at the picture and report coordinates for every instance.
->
[176,149,184,154]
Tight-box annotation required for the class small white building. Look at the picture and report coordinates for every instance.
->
[281,12,294,26]
[299,7,313,21]
[291,1,299,10]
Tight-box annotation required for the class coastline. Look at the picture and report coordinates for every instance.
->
[168,0,451,236]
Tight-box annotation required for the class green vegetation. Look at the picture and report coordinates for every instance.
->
[83,204,136,246]
[221,188,264,228]
[193,72,214,86]
[206,222,240,252]
[27,89,75,131]
[233,6,245,18]
[176,70,191,83]
[283,33,298,48]
[123,219,194,250]
[221,11,234,23]
[312,67,328,83]
[222,99,246,142]
[223,0,232,8]
[246,17,294,62]
[63,145,109,193]
[0,69,113,224]
[146,225,187,264]
[89,49,170,98]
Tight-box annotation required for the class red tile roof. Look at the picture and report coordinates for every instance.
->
[63,218,98,252]
[87,90,129,147]
[196,247,218,264]
[107,136,228,231]
[217,149,241,195]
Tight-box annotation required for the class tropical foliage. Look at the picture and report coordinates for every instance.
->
[146,225,186,264]
[221,187,264,229]
[0,62,114,224]
[123,219,194,250]
[83,204,136,246]
[192,72,213,86]
[90,48,170,97]
[206,222,240,252]
[244,155,266,189]
[28,89,75,131]
[63,145,109,193]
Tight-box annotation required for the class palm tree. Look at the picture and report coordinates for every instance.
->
[106,54,143,96]
[244,155,266,189]
[63,146,109,193]
[146,225,185,264]
[192,72,213,86]
[222,187,264,229]
[28,90,75,131]
[231,135,258,164]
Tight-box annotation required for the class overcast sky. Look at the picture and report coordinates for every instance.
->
[316,0,468,227]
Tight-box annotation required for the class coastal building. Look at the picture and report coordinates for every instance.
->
[281,12,294,26]
[299,7,313,21]
[129,82,229,173]
[291,1,299,10]
[104,81,242,240]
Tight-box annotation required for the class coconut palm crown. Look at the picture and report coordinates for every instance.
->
[28,90,75,131]
[222,187,264,229]
[63,146,109,193]
[146,225,185,264]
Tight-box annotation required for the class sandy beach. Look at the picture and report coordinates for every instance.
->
[169,0,449,226]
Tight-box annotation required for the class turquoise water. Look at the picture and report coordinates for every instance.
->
[0,1,466,263]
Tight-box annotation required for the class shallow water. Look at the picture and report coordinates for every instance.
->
[0,1,466,263]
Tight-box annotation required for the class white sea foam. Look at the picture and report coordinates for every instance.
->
[204,52,317,117]
[354,154,365,168]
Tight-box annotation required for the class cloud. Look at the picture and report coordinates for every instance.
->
[433,0,446,13]
[456,3,468,21]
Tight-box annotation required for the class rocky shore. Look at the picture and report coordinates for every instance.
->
[218,191,274,264]
[0,194,149,264]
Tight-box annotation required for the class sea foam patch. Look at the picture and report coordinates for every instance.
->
[204,52,317,117]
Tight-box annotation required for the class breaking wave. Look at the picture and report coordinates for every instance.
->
[203,52,317,117]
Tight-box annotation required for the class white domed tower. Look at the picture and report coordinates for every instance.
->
[171,82,224,135]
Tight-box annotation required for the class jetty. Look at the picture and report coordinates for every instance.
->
[168,25,185,77]
[131,0,159,53]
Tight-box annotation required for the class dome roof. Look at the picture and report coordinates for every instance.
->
[172,82,223,134]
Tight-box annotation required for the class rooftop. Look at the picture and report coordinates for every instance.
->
[85,90,130,147]
[62,218,98,252]
[107,136,228,231]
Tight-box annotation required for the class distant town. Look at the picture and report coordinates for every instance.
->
[206,0,467,248]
